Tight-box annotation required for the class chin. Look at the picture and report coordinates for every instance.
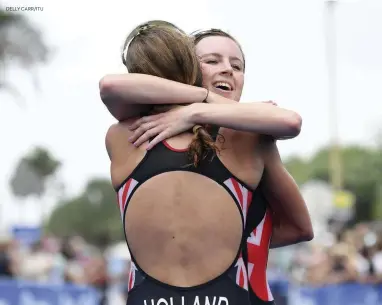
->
[223,92,240,102]
[212,88,235,100]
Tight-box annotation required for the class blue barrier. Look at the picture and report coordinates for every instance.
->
[286,283,382,305]
[0,280,101,305]
[1,279,381,305]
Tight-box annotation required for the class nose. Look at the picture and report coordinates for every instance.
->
[219,59,233,76]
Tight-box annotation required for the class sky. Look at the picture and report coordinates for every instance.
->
[0,0,381,228]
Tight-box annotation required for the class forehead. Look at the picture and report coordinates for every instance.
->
[195,36,244,61]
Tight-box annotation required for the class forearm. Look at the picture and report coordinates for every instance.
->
[268,191,313,249]
[270,210,313,248]
[270,225,309,249]
[104,102,151,122]
[190,96,302,138]
[100,73,207,106]
[263,142,313,248]
[268,176,313,240]
[99,73,208,121]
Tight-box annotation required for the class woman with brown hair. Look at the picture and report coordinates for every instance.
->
[101,21,312,305]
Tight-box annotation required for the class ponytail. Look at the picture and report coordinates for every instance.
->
[188,124,219,167]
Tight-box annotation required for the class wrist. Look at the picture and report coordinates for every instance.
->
[206,91,236,104]
[188,103,205,125]
[194,87,209,103]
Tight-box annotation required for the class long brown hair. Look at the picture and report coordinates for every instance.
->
[122,20,218,166]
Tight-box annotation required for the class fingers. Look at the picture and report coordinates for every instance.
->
[263,100,278,106]
[128,117,144,131]
[128,113,163,131]
[128,121,157,143]
[133,126,164,147]
[146,131,171,150]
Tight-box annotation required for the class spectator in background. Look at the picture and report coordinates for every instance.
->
[61,237,85,284]
[85,254,109,305]
[326,242,358,284]
[0,231,17,278]
[41,236,67,284]
[19,240,54,282]
[358,231,382,283]
[288,222,382,287]
[374,235,382,282]
[302,243,333,286]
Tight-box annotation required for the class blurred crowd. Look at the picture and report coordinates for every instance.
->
[284,222,382,286]
[0,232,131,304]
[1,221,382,305]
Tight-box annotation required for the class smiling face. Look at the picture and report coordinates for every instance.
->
[195,35,245,101]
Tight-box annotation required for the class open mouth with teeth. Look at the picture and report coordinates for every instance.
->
[213,82,233,92]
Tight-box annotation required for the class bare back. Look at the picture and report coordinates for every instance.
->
[106,121,264,287]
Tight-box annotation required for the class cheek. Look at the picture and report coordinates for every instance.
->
[236,74,244,90]
[237,74,244,89]
[200,64,214,85]
[235,75,245,101]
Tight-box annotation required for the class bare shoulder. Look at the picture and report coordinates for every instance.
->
[218,127,262,150]
[216,128,265,188]
[106,119,136,139]
[105,118,139,161]
[106,119,148,189]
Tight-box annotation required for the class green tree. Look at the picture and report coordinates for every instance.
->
[285,145,382,222]
[9,147,61,198]
[0,6,49,98]
[46,178,123,246]
[9,146,62,224]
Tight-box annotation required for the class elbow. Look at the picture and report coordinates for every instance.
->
[99,75,117,101]
[99,76,128,122]
[284,112,302,138]
[99,74,135,101]
[298,226,314,242]
[286,222,314,244]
